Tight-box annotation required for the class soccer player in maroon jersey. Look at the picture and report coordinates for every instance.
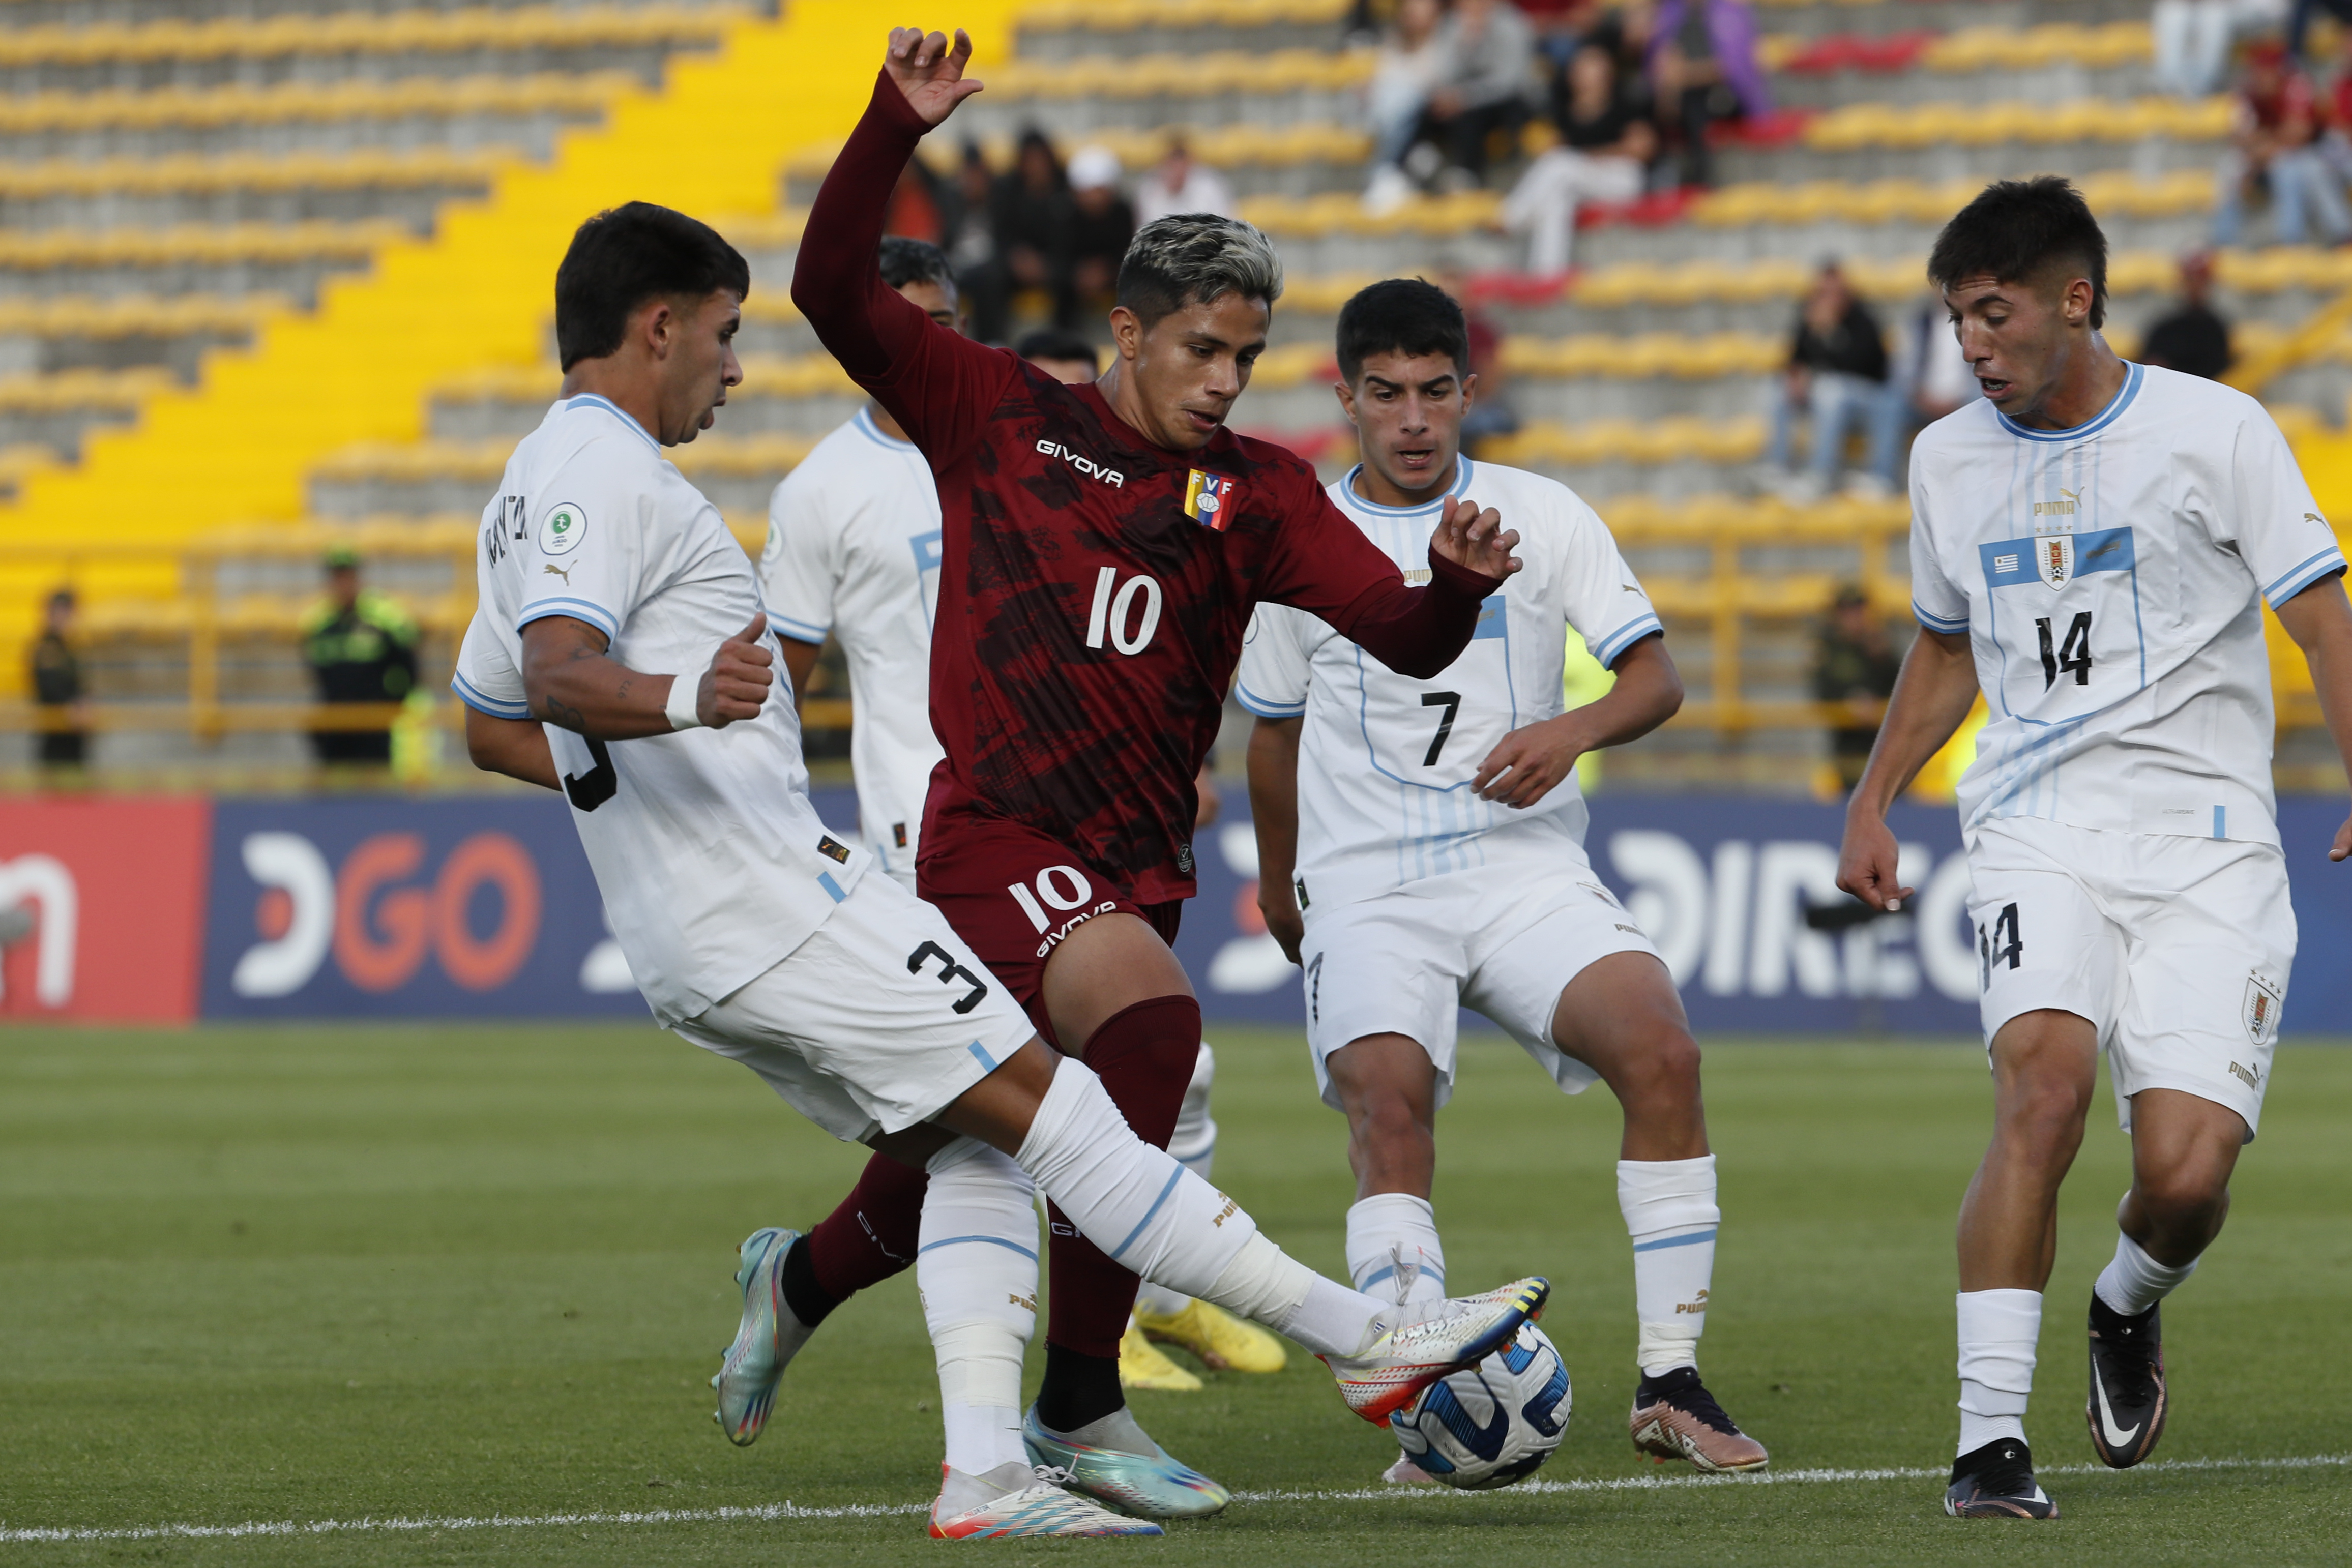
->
[764,26,1523,1513]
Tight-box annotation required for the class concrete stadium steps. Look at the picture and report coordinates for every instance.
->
[0,73,634,161]
[0,150,509,233]
[0,219,406,302]
[0,0,765,24]
[0,293,286,377]
[0,5,744,94]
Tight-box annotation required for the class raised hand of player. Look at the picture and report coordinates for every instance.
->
[1472,716,1583,809]
[1428,497,1521,584]
[1835,811,1912,912]
[883,26,983,127]
[699,613,775,728]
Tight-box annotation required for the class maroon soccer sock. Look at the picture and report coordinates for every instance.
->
[797,1150,927,1324]
[1036,994,1201,1428]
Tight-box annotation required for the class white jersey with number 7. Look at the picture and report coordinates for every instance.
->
[1908,362,2346,847]
[1233,457,1662,910]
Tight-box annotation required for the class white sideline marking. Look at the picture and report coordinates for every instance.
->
[2,1453,2341,1543]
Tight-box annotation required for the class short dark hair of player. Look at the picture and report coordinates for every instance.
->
[1335,278,1471,384]
[1927,176,2109,330]
[1115,214,1285,328]
[879,235,954,294]
[555,201,751,370]
[1014,328,1099,371]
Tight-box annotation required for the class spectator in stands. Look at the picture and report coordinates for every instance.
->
[302,545,417,767]
[2288,0,2349,60]
[1891,294,1977,428]
[1419,0,1539,188]
[2140,250,2235,380]
[1064,146,1136,328]
[1766,260,1903,501]
[938,142,1007,340]
[2154,0,2283,96]
[1014,328,1101,383]
[987,129,1073,339]
[1812,583,1901,793]
[28,587,87,772]
[1645,0,1769,187]
[1134,137,1236,226]
[1503,41,1659,274]
[1363,0,1452,211]
[2216,40,2352,245]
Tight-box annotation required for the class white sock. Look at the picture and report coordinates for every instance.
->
[1345,1192,1448,1304]
[1619,1156,1718,1378]
[1136,1042,1219,1318]
[1012,1059,1396,1357]
[2094,1231,2197,1317]
[920,1139,1037,1479]
[1956,1288,2041,1456]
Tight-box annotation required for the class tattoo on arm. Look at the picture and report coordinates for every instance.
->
[539,695,587,733]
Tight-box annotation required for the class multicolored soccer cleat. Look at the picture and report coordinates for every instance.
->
[709,1226,814,1446]
[1320,1276,1550,1424]
[1021,1406,1231,1519]
[1134,1297,1288,1374]
[1945,1438,2058,1519]
[929,1467,1164,1539]
[1116,1321,1202,1393]
[1628,1367,1770,1472]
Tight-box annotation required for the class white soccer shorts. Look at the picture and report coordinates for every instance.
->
[671,870,1039,1144]
[1967,816,2295,1139]
[1297,849,1663,1110]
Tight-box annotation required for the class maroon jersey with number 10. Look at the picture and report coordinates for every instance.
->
[793,72,1500,906]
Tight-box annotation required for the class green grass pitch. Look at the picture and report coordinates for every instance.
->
[1,1023,2346,1565]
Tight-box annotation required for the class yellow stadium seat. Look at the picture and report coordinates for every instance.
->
[0,6,747,68]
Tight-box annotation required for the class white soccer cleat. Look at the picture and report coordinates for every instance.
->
[1320,1277,1550,1424]
[709,1226,815,1446]
[928,1466,1164,1539]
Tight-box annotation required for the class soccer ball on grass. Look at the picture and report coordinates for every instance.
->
[1389,1322,1571,1489]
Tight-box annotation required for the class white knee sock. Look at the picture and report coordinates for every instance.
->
[2094,1231,2197,1317]
[1345,1192,1448,1305]
[1620,1156,1719,1377]
[1015,1059,1391,1358]
[1956,1288,2041,1456]
[1136,1042,1218,1317]
[920,1139,1038,1480]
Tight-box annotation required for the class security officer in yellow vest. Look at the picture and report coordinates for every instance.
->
[301,544,418,765]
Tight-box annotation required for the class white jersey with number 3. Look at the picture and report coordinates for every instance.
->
[1234,458,1662,908]
[760,408,946,881]
[1909,363,2346,847]
[450,395,871,1025]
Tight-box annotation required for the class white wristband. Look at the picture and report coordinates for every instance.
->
[664,672,702,731]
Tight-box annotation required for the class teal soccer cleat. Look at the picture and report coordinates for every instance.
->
[710,1226,814,1446]
[1020,1405,1232,1519]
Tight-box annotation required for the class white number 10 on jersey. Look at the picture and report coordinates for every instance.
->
[1084,568,1163,655]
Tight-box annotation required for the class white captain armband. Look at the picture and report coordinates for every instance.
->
[664,671,703,731]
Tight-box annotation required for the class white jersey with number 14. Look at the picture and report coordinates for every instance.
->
[1908,362,2345,846]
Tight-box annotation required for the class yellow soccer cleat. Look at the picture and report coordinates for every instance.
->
[1134,1298,1288,1374]
[1118,1322,1203,1392]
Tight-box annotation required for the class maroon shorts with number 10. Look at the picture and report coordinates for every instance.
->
[916,809,1182,1047]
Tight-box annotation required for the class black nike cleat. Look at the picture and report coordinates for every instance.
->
[2085,1291,2168,1468]
[1945,1438,2057,1519]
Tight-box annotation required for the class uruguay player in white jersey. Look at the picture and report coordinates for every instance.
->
[1238,279,1768,1482]
[448,200,1554,1540]
[764,236,954,888]
[1837,179,2352,1521]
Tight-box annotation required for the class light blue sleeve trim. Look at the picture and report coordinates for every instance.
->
[450,671,531,720]
[1591,613,1664,667]
[1631,1227,1717,1253]
[2262,549,2348,609]
[1107,1166,1187,1262]
[1912,600,1970,634]
[768,612,831,644]
[517,596,621,642]
[1234,680,1308,719]
[917,1232,1039,1261]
